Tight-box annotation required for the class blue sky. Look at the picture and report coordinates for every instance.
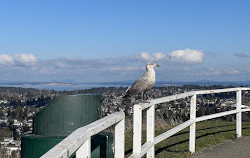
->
[0,1,250,82]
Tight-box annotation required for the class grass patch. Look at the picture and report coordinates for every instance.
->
[125,120,250,158]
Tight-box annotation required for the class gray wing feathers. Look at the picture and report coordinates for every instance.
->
[124,73,154,98]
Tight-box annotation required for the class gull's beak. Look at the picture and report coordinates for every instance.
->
[155,64,160,67]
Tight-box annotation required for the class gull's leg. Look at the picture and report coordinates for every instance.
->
[141,92,144,102]
[141,92,150,103]
[144,93,148,103]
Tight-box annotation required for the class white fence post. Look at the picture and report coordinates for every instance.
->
[76,138,91,158]
[236,89,242,138]
[146,104,155,158]
[189,94,196,153]
[115,118,125,158]
[133,104,142,155]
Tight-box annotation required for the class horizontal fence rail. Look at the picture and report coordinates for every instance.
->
[41,112,125,158]
[129,87,250,158]
[41,87,250,158]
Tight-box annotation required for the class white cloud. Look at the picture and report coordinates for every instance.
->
[226,69,240,75]
[0,54,14,65]
[136,52,168,62]
[196,67,222,76]
[153,52,167,61]
[137,52,151,61]
[109,66,143,71]
[201,70,221,76]
[135,49,204,63]
[2,50,249,82]
[169,48,205,63]
[212,70,221,75]
[39,68,56,74]
[55,61,69,68]
[182,67,190,71]
[15,53,37,65]
[202,68,242,76]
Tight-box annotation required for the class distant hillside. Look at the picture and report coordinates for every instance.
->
[101,80,250,87]
[0,80,249,91]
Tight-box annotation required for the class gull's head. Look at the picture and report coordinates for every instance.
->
[146,62,160,70]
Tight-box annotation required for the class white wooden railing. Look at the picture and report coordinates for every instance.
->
[129,87,250,158]
[41,87,250,158]
[41,112,125,158]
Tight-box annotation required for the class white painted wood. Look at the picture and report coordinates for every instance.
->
[128,141,154,158]
[140,88,250,110]
[42,87,250,158]
[142,92,195,109]
[115,119,125,158]
[154,120,194,145]
[41,112,125,158]
[189,95,196,153]
[236,90,242,138]
[196,109,239,122]
[240,87,250,91]
[76,138,91,158]
[241,108,250,112]
[127,154,139,158]
[195,88,241,95]
[190,95,197,120]
[133,104,142,155]
[146,104,155,158]
[138,102,152,110]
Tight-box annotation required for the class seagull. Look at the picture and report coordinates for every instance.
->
[124,62,160,102]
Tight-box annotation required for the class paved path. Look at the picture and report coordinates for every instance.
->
[193,136,250,158]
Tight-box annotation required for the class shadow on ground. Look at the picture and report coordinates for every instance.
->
[125,123,250,157]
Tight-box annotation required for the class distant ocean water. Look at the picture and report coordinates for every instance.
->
[1,81,249,91]
[0,83,131,91]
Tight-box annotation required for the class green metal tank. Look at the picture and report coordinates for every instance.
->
[91,132,114,158]
[21,94,114,158]
[21,132,114,158]
[21,134,69,158]
[33,94,102,136]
